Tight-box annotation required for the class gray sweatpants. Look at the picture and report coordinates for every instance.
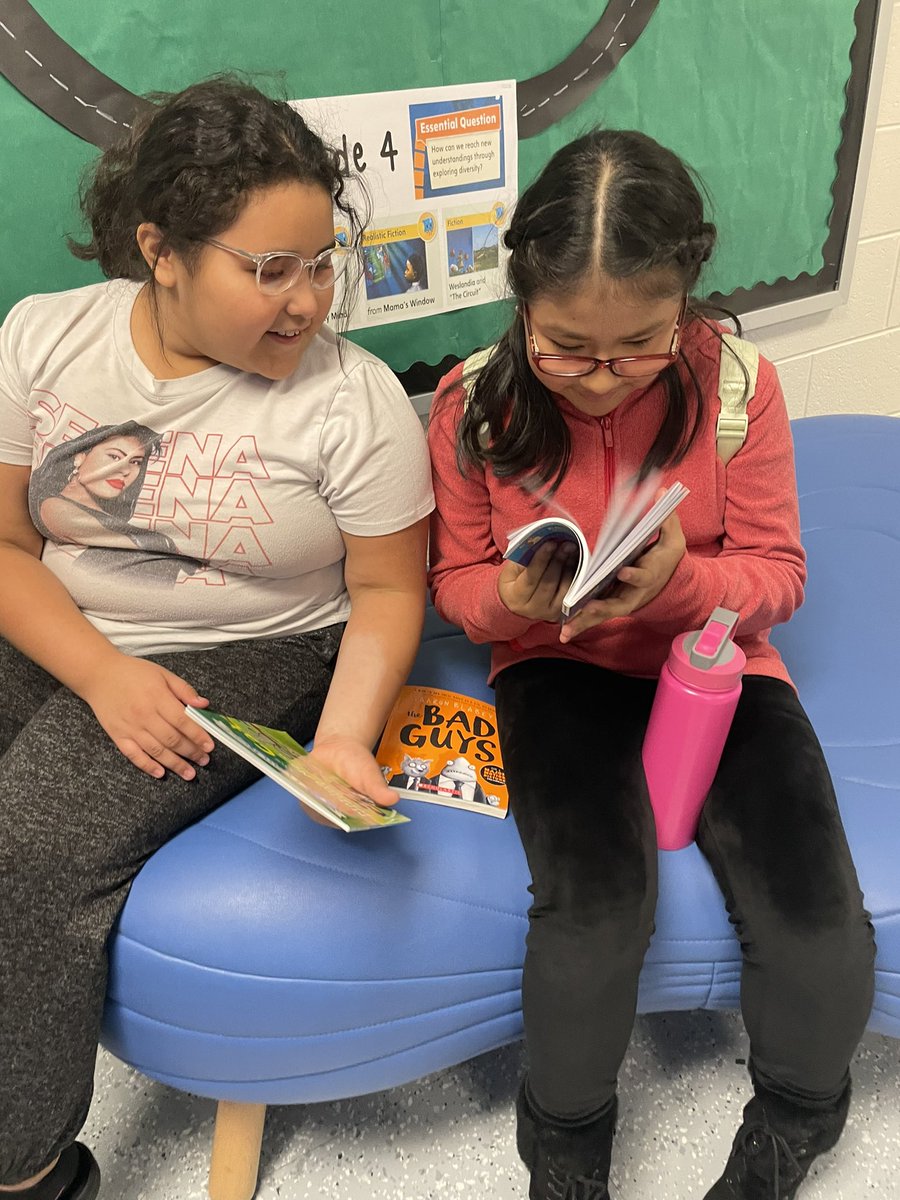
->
[0,626,344,1184]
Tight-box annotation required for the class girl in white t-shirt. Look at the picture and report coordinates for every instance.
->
[0,77,432,1200]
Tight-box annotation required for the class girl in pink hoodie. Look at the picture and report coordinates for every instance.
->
[427,130,874,1200]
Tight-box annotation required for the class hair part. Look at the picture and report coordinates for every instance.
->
[458,129,722,489]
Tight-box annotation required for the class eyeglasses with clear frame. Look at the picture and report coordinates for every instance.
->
[523,297,687,378]
[200,237,356,295]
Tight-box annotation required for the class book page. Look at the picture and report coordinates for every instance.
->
[501,473,688,622]
[563,481,689,617]
[590,470,662,565]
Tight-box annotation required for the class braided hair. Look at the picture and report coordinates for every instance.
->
[458,130,723,489]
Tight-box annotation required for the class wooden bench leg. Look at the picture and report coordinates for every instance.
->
[208,1100,267,1200]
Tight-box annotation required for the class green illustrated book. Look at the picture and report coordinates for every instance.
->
[185,707,410,833]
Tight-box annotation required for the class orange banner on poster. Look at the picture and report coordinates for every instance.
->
[414,104,502,142]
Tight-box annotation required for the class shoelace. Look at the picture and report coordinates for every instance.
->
[546,1164,609,1200]
[736,1121,804,1200]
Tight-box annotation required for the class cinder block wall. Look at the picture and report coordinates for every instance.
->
[751,2,900,419]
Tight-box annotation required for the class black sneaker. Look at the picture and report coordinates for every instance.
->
[704,1120,806,1199]
[538,1164,611,1200]
[704,1080,850,1200]
[516,1077,616,1200]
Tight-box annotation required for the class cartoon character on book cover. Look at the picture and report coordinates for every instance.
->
[386,753,500,808]
[425,756,492,806]
[388,754,432,792]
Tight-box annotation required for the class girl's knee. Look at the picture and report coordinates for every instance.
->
[529,847,656,929]
[752,905,875,995]
[528,874,658,961]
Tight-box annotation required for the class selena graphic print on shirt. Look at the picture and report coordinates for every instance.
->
[30,412,288,591]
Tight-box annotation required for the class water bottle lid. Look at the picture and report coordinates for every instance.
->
[667,607,746,690]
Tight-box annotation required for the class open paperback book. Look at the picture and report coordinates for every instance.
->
[503,471,689,620]
[185,707,410,832]
[375,685,509,817]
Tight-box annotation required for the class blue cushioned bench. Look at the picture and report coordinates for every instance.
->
[100,415,900,1200]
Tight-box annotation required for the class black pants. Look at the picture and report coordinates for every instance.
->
[0,627,343,1185]
[494,658,875,1122]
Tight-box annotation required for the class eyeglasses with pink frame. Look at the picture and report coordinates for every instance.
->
[523,296,687,379]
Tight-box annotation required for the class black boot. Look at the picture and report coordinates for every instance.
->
[516,1077,617,1200]
[704,1079,851,1199]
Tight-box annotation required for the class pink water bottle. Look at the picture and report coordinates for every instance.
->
[642,608,746,850]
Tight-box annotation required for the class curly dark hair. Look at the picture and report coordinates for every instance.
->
[458,128,734,490]
[68,75,367,321]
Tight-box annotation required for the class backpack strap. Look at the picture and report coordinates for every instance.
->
[459,333,759,466]
[460,344,497,407]
[716,333,759,466]
[460,345,497,448]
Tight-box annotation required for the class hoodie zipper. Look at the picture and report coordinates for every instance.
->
[601,416,615,505]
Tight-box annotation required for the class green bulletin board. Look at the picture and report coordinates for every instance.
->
[0,0,882,377]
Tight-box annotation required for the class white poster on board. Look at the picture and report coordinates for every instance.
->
[292,80,517,330]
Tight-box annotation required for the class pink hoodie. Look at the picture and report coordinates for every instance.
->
[427,318,806,687]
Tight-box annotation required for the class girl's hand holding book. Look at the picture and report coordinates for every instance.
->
[310,733,398,809]
[498,540,578,622]
[560,511,686,643]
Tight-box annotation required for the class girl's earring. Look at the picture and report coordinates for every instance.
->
[68,466,79,482]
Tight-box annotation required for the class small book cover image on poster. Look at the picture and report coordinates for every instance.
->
[504,471,689,620]
[375,685,508,817]
[185,707,410,833]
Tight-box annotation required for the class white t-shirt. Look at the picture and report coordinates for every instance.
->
[0,281,434,656]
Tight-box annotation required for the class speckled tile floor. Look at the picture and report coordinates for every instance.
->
[80,1011,899,1199]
